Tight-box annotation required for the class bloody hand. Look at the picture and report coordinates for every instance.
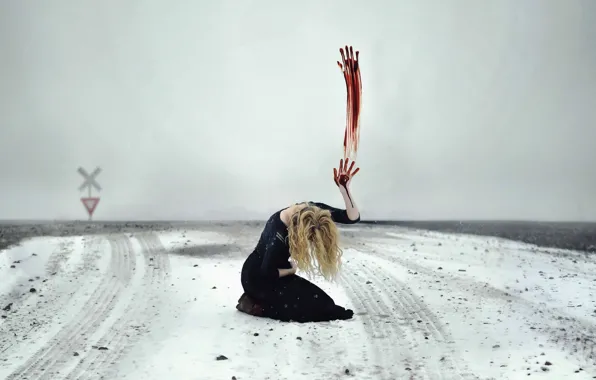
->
[333,158,360,188]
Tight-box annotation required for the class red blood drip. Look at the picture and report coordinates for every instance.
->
[337,46,362,161]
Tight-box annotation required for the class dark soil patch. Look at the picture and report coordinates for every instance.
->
[170,243,242,258]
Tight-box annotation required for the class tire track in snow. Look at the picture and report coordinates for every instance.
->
[363,243,596,373]
[5,234,134,380]
[45,239,73,275]
[0,237,96,368]
[143,231,171,282]
[76,236,104,273]
[340,260,422,380]
[68,232,171,380]
[1,238,75,330]
[1,240,74,345]
[357,260,478,380]
[361,242,521,305]
[61,234,138,380]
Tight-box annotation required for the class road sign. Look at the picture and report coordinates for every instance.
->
[78,167,102,192]
[78,166,102,220]
[81,197,100,217]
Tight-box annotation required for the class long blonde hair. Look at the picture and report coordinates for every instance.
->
[287,203,343,281]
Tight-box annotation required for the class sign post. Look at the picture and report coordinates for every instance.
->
[78,167,101,221]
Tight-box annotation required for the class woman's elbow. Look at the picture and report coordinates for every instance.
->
[346,211,361,223]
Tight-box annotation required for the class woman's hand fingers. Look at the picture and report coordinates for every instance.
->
[343,158,349,173]
[347,159,356,174]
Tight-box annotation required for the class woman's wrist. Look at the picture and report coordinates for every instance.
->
[278,268,296,277]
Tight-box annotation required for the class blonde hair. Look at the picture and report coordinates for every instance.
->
[287,203,343,281]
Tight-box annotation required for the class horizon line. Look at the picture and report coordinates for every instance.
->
[0,218,594,224]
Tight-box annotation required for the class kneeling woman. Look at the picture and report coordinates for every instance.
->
[237,160,360,322]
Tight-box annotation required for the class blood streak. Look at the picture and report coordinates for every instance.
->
[337,46,362,161]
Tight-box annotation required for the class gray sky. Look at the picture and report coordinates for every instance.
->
[1,0,595,221]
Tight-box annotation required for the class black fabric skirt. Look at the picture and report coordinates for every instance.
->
[240,258,353,323]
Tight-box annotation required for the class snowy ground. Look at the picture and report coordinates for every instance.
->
[1,224,595,380]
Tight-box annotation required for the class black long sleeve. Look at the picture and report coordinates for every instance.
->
[259,231,287,280]
[311,202,360,224]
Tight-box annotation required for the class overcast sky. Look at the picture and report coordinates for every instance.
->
[0,0,595,221]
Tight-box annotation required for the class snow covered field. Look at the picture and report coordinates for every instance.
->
[1,224,595,380]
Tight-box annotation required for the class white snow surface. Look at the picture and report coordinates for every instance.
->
[0,225,595,380]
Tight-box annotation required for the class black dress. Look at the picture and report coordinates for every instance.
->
[239,202,359,322]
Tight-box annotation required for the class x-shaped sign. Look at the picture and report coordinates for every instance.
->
[78,167,102,192]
